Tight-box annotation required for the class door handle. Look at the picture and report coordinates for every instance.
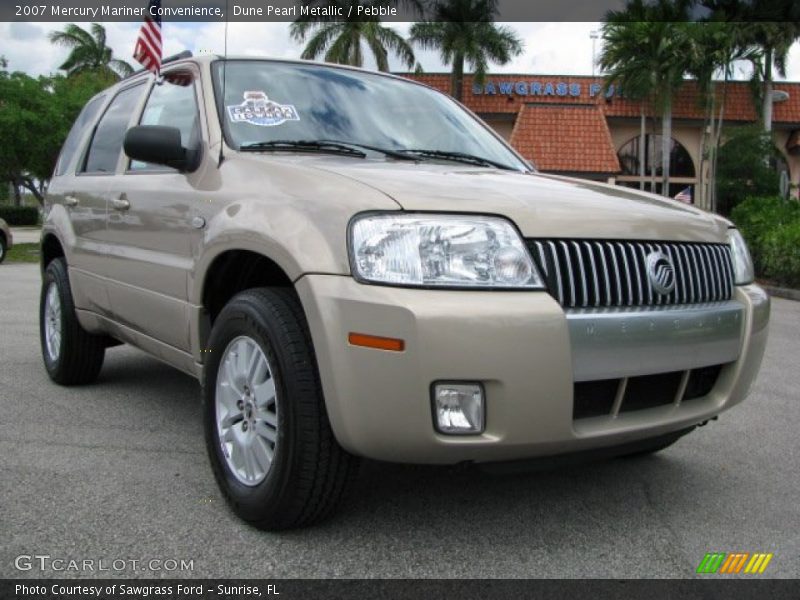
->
[64,195,79,207]
[111,194,130,211]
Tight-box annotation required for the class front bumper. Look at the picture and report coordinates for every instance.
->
[297,275,770,464]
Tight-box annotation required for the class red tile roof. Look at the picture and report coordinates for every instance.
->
[400,73,800,174]
[509,103,621,173]
[403,73,800,124]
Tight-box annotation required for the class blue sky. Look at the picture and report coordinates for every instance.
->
[2,20,800,81]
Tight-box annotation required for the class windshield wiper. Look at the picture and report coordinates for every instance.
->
[397,149,517,170]
[238,140,367,158]
[317,140,418,162]
[238,140,518,170]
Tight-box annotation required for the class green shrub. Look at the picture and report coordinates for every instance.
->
[0,205,39,226]
[761,223,800,288]
[716,125,781,215]
[731,196,800,287]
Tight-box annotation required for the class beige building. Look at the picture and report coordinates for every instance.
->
[405,73,800,208]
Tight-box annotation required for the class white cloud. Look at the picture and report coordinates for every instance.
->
[1,20,799,82]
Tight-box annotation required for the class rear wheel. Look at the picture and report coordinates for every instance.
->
[203,288,358,530]
[0,235,6,263]
[40,258,106,385]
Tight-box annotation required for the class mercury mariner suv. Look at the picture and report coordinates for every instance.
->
[39,54,770,530]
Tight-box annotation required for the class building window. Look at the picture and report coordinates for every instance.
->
[617,134,695,178]
[616,134,697,201]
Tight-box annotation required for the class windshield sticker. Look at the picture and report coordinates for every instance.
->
[227,91,300,127]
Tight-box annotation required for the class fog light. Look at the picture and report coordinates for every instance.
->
[432,382,484,434]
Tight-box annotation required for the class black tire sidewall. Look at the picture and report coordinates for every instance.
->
[40,260,69,378]
[0,237,6,263]
[203,294,300,523]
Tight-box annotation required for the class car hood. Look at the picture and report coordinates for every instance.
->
[305,158,728,243]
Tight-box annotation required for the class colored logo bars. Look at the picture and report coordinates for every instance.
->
[696,552,774,574]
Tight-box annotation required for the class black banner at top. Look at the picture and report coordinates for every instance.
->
[6,0,798,23]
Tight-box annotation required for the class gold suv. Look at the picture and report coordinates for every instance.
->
[40,54,770,530]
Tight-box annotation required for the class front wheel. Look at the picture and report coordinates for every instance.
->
[40,258,106,385]
[203,288,358,530]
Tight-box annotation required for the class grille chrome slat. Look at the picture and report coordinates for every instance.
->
[534,241,548,277]
[559,241,576,307]
[572,241,589,307]
[637,243,653,305]
[717,247,727,299]
[594,242,612,305]
[608,243,623,306]
[688,245,702,302]
[584,242,601,307]
[721,246,734,295]
[684,245,698,303]
[527,239,734,309]
[701,245,716,300]
[546,241,564,305]
[617,242,633,306]
[695,244,711,301]
[709,245,721,301]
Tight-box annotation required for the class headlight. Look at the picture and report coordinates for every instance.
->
[349,213,544,288]
[727,229,754,285]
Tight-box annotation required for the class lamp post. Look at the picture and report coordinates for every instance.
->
[590,30,600,77]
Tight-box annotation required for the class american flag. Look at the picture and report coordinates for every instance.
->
[674,186,692,204]
[133,0,162,75]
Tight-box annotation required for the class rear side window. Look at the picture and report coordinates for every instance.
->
[54,94,106,177]
[82,85,144,174]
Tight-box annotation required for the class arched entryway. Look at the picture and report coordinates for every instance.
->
[616,134,697,200]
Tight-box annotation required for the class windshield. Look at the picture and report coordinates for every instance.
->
[212,60,529,171]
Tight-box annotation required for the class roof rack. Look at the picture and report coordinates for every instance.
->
[124,50,194,80]
[163,50,193,65]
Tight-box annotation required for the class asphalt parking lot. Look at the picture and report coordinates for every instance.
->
[1,262,798,579]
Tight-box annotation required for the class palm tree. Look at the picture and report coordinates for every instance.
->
[410,0,523,101]
[735,21,799,133]
[683,22,756,211]
[701,0,800,132]
[291,1,418,71]
[599,0,691,197]
[48,23,133,80]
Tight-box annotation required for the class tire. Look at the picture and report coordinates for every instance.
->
[0,235,6,264]
[40,258,106,385]
[203,288,358,530]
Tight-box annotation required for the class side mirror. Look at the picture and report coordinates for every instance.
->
[123,125,200,172]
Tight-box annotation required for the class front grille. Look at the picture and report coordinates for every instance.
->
[527,239,734,308]
[573,364,725,420]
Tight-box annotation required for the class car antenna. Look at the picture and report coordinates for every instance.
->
[218,0,229,167]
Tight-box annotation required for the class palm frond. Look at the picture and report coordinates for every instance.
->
[299,23,343,60]
[90,23,107,50]
[366,36,389,71]
[108,59,134,78]
[375,26,416,69]
[324,27,358,65]
[48,24,94,49]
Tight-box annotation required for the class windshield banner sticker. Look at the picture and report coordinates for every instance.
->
[227,91,300,126]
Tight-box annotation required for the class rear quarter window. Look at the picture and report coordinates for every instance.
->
[81,84,145,174]
[53,94,106,177]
